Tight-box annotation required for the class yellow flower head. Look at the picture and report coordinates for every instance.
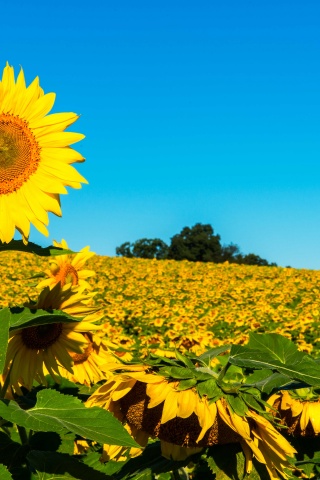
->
[37,239,95,291]
[268,389,320,436]
[4,283,101,391]
[86,363,296,474]
[0,63,87,243]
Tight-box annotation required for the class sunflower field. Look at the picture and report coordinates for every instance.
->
[1,63,320,480]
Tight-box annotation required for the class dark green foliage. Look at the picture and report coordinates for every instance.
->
[167,223,223,262]
[116,238,169,259]
[115,223,276,266]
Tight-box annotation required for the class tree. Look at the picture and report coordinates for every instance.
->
[116,238,169,260]
[115,224,277,266]
[115,241,133,258]
[167,223,223,262]
[132,238,169,259]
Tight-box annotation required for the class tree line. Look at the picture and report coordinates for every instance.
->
[115,223,276,266]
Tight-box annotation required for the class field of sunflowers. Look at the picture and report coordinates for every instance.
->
[1,248,320,479]
[3,251,320,358]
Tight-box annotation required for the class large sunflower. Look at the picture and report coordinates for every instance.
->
[37,239,95,291]
[4,283,100,392]
[0,63,87,243]
[86,364,296,476]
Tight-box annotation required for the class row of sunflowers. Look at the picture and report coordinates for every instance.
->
[1,62,320,479]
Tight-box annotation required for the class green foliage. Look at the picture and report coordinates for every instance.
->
[115,223,276,265]
[0,389,138,448]
[167,223,223,262]
[230,332,320,388]
[0,464,13,480]
[0,240,73,257]
[116,238,169,259]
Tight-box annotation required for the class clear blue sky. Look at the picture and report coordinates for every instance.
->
[1,0,320,269]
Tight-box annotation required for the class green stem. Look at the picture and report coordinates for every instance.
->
[17,425,28,445]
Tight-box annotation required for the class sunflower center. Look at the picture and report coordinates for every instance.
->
[70,342,93,364]
[0,114,40,194]
[55,264,79,287]
[21,323,63,350]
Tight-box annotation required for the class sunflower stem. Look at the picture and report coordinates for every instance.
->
[17,425,28,445]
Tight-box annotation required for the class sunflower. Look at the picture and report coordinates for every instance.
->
[0,63,87,243]
[37,239,95,291]
[58,330,116,386]
[86,364,296,474]
[100,423,147,462]
[268,389,320,436]
[4,283,101,391]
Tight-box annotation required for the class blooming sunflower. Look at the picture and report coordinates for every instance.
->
[4,283,100,391]
[268,389,320,436]
[86,363,296,475]
[58,330,115,386]
[37,239,95,291]
[0,63,87,243]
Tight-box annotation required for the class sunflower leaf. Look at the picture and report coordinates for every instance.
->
[0,389,138,448]
[0,464,13,480]
[174,349,195,368]
[229,334,320,387]
[197,378,221,399]
[0,240,74,256]
[246,332,305,364]
[198,345,231,366]
[4,307,80,331]
[177,378,198,390]
[225,394,248,416]
[0,309,10,375]
[165,367,195,380]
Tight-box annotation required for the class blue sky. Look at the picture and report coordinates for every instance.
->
[1,0,320,268]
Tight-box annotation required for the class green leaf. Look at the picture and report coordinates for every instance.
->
[0,464,13,480]
[0,240,74,257]
[27,451,111,480]
[258,373,294,394]
[166,367,195,379]
[225,394,248,416]
[197,379,221,399]
[247,332,305,364]
[0,310,10,375]
[6,307,81,330]
[241,392,265,412]
[82,452,126,476]
[177,378,198,390]
[244,369,274,384]
[229,336,320,387]
[174,349,195,368]
[198,345,231,365]
[0,389,138,448]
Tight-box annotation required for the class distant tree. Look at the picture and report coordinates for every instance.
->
[167,223,223,262]
[132,238,169,259]
[220,243,241,262]
[237,253,273,266]
[116,238,169,260]
[115,241,133,258]
[116,224,277,266]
